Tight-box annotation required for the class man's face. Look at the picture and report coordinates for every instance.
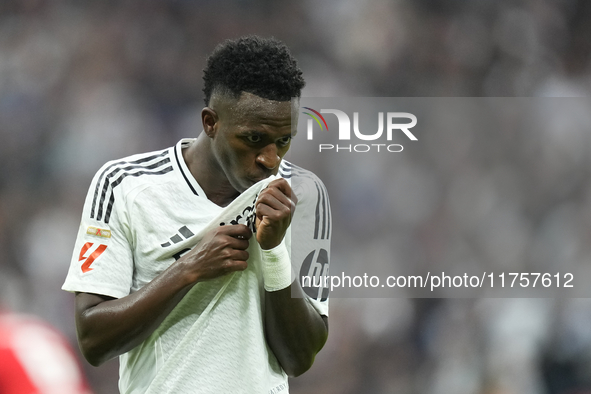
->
[207,92,297,193]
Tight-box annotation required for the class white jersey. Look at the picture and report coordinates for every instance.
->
[62,139,331,394]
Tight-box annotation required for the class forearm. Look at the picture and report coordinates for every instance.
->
[264,282,328,377]
[76,262,194,366]
[75,225,252,366]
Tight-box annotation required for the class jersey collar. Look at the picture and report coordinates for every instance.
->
[173,139,207,197]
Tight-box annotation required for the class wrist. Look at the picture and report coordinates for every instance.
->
[173,253,202,286]
[260,240,294,292]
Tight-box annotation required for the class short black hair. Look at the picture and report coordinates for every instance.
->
[202,36,305,106]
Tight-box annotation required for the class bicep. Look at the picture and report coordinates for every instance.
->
[75,292,116,318]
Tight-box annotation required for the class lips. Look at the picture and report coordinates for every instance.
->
[247,171,274,185]
[248,177,267,185]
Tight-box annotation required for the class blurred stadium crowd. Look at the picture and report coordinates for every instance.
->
[1,0,591,393]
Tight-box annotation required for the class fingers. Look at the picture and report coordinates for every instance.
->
[267,178,298,204]
[256,192,291,216]
[222,250,250,271]
[224,260,248,273]
[216,246,249,263]
[230,249,249,261]
[216,226,250,263]
[216,224,252,240]
[221,234,250,251]
[256,180,297,217]
[256,200,290,222]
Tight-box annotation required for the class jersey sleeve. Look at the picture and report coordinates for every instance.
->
[287,172,331,317]
[62,161,134,299]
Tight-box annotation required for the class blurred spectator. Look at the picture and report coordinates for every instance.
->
[0,0,591,393]
[0,307,92,394]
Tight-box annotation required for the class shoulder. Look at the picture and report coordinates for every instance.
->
[87,146,175,224]
[279,160,331,240]
[94,147,173,187]
[279,160,329,202]
[92,147,175,193]
[278,160,327,189]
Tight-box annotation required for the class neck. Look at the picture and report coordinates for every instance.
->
[183,134,239,206]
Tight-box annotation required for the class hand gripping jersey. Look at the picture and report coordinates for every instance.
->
[62,139,331,394]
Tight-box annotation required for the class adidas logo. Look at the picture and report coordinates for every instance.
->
[161,226,195,248]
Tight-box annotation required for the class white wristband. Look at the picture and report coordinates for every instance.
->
[261,241,294,292]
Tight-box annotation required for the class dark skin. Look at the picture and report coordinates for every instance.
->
[75,92,328,377]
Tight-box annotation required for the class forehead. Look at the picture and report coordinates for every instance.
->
[214,92,296,127]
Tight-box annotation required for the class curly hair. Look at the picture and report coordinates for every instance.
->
[202,36,305,106]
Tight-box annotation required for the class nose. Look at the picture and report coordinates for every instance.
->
[256,143,280,170]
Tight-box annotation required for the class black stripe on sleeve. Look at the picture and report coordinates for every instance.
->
[282,162,331,239]
[325,185,331,239]
[279,161,293,179]
[323,182,331,239]
[318,181,328,239]
[96,158,171,221]
[279,169,292,179]
[91,150,169,218]
[318,181,327,239]
[103,191,115,224]
[102,166,174,223]
[289,167,317,182]
[109,164,172,189]
[314,181,321,239]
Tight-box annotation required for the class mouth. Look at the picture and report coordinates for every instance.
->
[247,170,275,185]
[246,171,276,186]
[247,177,267,185]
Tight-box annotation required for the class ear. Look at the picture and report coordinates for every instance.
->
[201,107,218,138]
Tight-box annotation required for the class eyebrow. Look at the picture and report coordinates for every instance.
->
[237,127,292,137]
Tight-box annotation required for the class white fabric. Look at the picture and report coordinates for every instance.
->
[62,139,330,393]
[261,240,294,292]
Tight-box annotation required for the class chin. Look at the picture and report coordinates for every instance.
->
[235,174,272,192]
[250,175,273,185]
[232,179,254,193]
